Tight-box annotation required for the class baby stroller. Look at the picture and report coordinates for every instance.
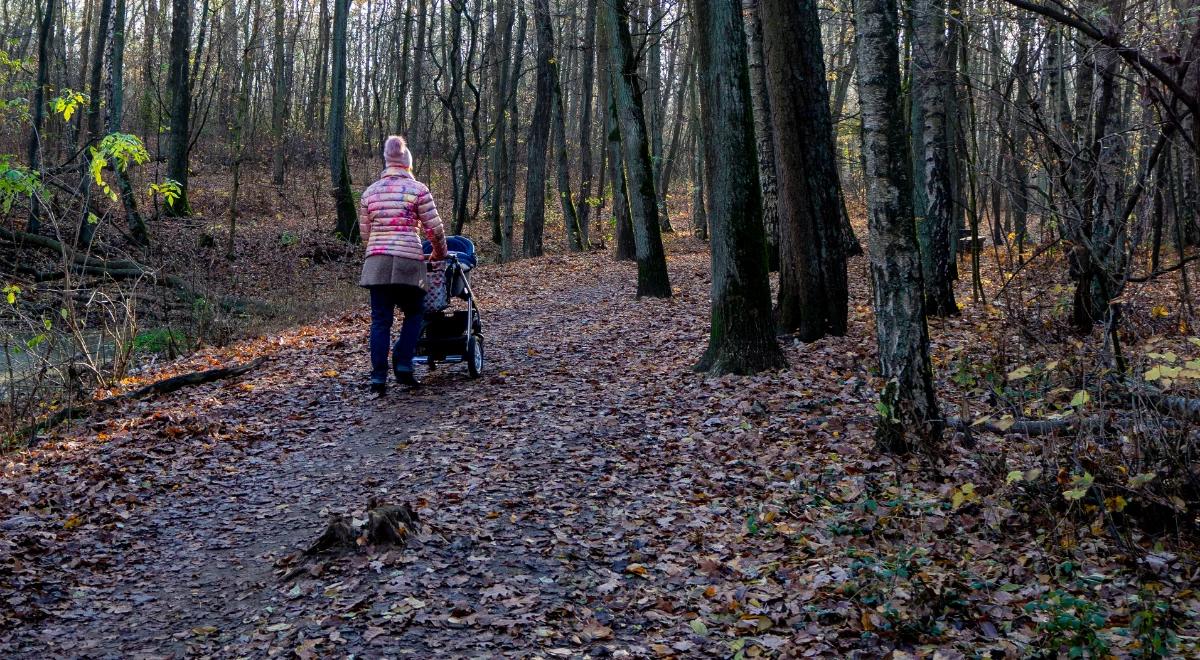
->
[414,236,484,378]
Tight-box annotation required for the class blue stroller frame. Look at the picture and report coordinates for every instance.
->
[415,236,484,378]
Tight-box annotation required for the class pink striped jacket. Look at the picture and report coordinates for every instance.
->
[358,166,448,261]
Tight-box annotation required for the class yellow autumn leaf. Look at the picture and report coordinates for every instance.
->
[1007,365,1032,381]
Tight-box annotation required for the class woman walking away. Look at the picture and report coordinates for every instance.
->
[359,135,448,395]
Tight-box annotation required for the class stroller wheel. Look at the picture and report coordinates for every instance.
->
[467,333,484,379]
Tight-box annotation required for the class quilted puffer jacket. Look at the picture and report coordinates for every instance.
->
[358,166,448,261]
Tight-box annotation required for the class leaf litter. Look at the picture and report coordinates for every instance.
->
[1,238,1198,657]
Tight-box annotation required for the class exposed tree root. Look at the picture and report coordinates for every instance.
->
[281,501,422,582]
[304,501,421,557]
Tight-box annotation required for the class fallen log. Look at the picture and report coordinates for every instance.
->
[8,356,268,447]
[947,415,1108,437]
[1139,391,1200,422]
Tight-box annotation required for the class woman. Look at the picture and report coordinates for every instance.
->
[359,135,448,395]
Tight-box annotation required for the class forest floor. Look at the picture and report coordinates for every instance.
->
[2,237,1200,658]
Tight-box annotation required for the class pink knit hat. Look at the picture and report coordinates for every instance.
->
[383,135,412,169]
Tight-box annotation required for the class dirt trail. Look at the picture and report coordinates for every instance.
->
[8,249,827,657]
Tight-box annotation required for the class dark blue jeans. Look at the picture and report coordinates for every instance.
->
[368,285,426,383]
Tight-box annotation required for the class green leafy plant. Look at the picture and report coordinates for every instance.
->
[2,284,19,305]
[1129,592,1178,658]
[50,89,87,122]
[1025,589,1110,658]
[131,328,188,354]
[0,156,44,212]
[89,132,150,201]
[148,179,182,206]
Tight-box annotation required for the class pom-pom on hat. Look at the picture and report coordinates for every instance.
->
[383,135,412,169]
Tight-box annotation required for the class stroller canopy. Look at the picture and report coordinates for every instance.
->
[423,235,477,269]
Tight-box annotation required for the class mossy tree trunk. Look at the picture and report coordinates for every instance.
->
[599,0,671,297]
[692,0,782,375]
[741,0,779,270]
[328,0,358,242]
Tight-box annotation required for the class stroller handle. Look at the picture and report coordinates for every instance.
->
[426,254,459,272]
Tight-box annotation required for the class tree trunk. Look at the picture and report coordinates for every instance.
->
[77,0,114,247]
[488,0,514,246]
[762,0,849,340]
[501,6,527,262]
[690,68,708,240]
[522,0,554,258]
[576,0,598,245]
[647,0,672,233]
[600,0,672,297]
[328,0,357,242]
[659,43,693,208]
[855,0,942,450]
[693,0,782,374]
[140,0,158,136]
[551,53,584,251]
[395,0,414,132]
[912,0,958,316]
[1071,0,1128,330]
[164,0,193,217]
[741,0,780,270]
[409,0,428,145]
[308,0,329,131]
[107,0,148,246]
[27,0,54,234]
[228,0,262,258]
[270,0,287,185]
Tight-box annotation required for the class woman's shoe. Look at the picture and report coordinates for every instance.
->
[394,369,421,388]
[369,382,388,396]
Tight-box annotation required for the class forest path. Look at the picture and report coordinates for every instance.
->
[2,245,882,657]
